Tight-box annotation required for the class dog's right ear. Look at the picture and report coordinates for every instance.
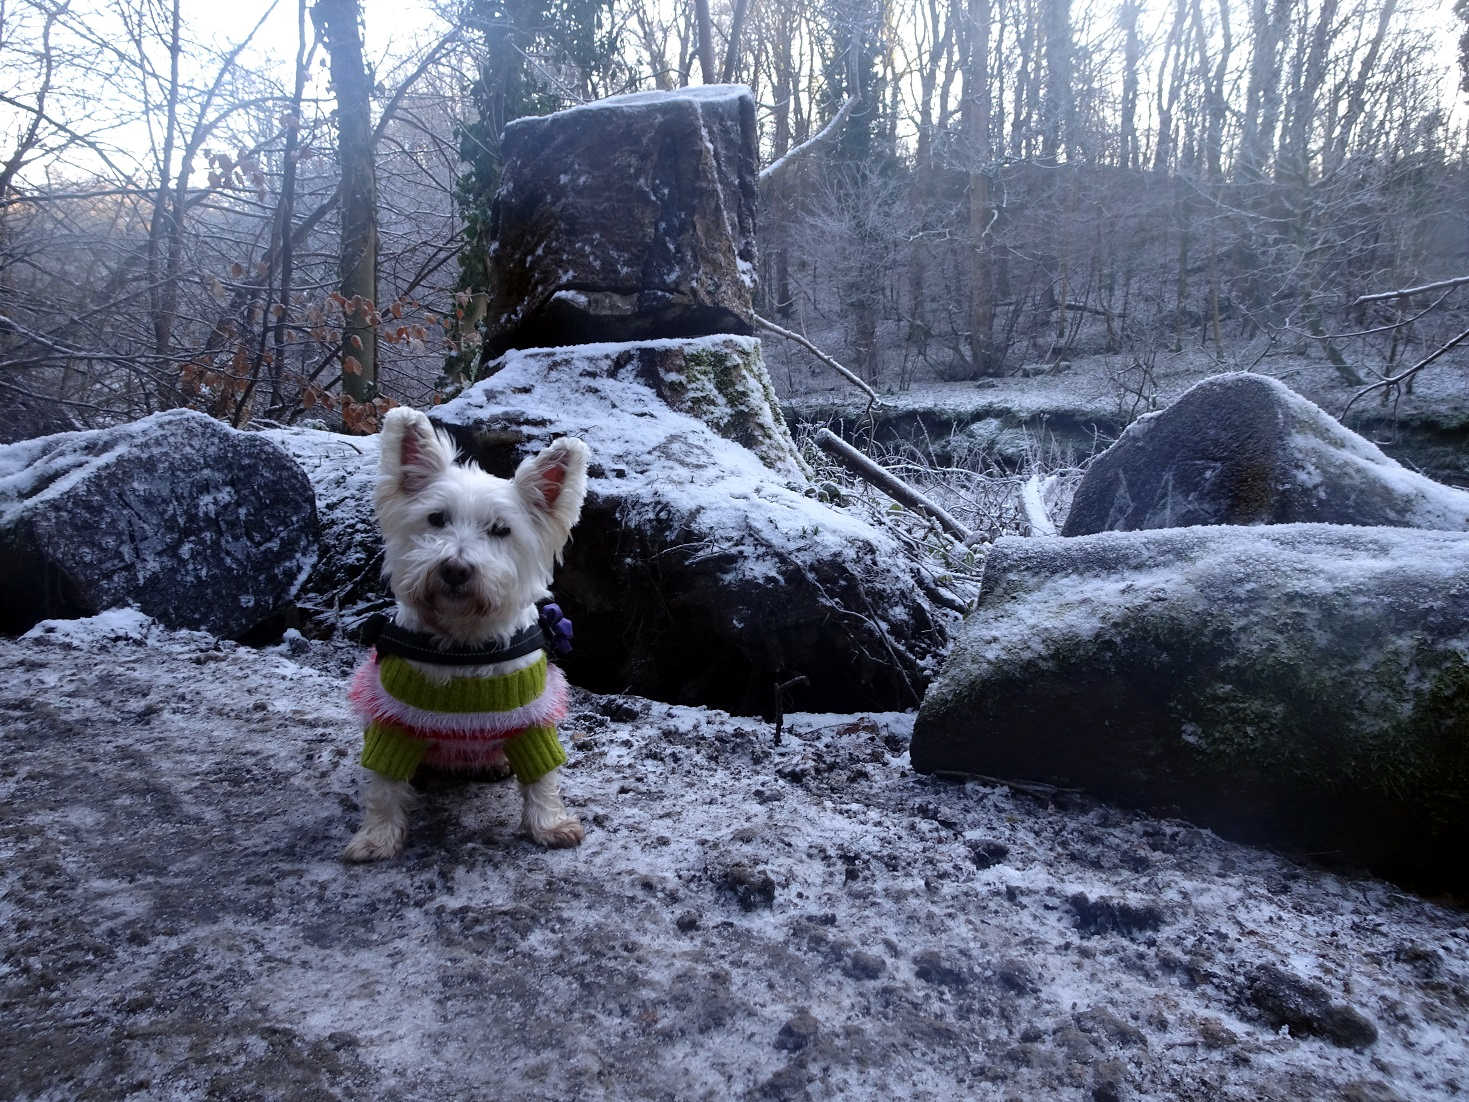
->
[378,408,453,496]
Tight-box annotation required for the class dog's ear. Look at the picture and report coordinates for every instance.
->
[379,407,454,497]
[514,437,589,550]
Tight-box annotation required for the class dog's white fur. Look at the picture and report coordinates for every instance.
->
[344,407,589,861]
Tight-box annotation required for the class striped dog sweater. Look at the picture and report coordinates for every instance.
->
[348,650,569,784]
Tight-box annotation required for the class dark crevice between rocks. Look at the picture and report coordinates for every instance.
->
[483,299,756,365]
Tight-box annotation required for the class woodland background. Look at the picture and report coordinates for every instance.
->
[2,0,1468,439]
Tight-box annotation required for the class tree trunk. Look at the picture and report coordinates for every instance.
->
[1238,0,1286,178]
[1326,0,1398,170]
[721,0,753,82]
[693,0,716,83]
[907,0,953,345]
[270,0,313,413]
[1040,0,1074,163]
[314,0,378,403]
[146,0,182,363]
[1119,0,1140,169]
[1153,0,1190,173]
[768,16,794,317]
[964,0,997,375]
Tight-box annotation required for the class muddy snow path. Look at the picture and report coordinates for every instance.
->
[2,613,1466,1101]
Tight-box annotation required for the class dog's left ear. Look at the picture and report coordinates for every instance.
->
[514,437,589,550]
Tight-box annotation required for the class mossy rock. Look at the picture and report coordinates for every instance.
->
[1063,372,1469,535]
[911,524,1469,889]
[432,338,944,715]
[543,335,809,481]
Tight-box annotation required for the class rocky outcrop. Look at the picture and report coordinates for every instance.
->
[0,409,317,639]
[432,337,946,715]
[1062,372,1469,536]
[481,86,758,360]
[910,524,1469,888]
[260,427,383,620]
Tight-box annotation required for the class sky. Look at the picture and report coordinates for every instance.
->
[195,0,1467,119]
[7,0,1465,191]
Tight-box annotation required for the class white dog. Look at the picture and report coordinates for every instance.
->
[343,407,588,861]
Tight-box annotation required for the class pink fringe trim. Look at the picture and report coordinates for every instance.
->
[347,653,569,740]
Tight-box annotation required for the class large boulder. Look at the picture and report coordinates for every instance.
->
[260,426,383,621]
[1062,372,1469,536]
[910,524,1469,888]
[480,86,758,360]
[432,336,947,715]
[0,409,318,639]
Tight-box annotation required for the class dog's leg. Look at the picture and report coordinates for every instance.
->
[343,773,416,861]
[520,769,584,848]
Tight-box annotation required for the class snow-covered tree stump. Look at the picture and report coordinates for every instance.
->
[481,86,758,359]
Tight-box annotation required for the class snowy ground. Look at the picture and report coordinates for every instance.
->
[3,611,1467,1100]
[778,346,1469,431]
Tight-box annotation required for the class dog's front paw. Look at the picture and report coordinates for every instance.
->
[527,815,585,848]
[343,822,406,862]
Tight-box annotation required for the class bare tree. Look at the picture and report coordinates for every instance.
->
[314,0,378,404]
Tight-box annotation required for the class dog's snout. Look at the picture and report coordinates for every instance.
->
[438,560,474,588]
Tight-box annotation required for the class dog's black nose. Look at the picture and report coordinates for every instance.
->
[438,560,473,588]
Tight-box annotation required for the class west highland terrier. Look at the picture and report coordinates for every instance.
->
[343,407,589,861]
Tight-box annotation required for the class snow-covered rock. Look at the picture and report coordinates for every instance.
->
[911,524,1469,889]
[481,85,758,359]
[1062,372,1469,535]
[0,409,317,639]
[4,619,1469,1100]
[434,338,947,714]
[260,426,383,622]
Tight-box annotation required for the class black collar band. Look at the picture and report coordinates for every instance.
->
[362,613,546,666]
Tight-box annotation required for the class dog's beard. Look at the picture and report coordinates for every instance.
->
[387,539,532,642]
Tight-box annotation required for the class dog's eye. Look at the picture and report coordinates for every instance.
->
[487,521,511,539]
[427,510,449,528]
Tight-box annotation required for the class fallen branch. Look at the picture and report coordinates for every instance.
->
[1341,323,1469,419]
[815,428,972,543]
[1352,273,1469,306]
[929,770,1084,801]
[913,571,972,615]
[755,313,878,407]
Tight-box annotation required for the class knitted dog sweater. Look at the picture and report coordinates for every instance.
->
[348,650,569,784]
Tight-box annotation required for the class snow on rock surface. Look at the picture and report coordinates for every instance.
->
[260,426,384,623]
[3,617,1468,1100]
[481,85,758,359]
[0,409,317,639]
[1063,372,1469,535]
[433,338,946,714]
[912,523,1469,889]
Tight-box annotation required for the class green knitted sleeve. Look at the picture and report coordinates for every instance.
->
[361,721,427,782]
[502,724,567,785]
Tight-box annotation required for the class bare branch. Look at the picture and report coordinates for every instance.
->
[1352,274,1469,306]
[754,313,879,406]
[758,95,859,193]
[1341,324,1469,419]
